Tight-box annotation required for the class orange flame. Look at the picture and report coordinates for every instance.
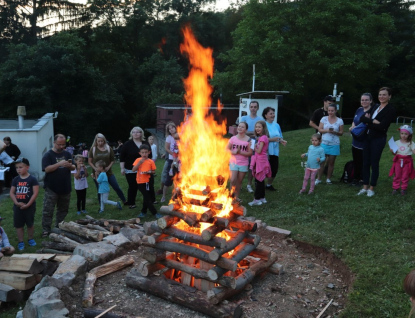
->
[174,26,232,215]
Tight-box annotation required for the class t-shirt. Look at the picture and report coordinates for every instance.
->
[305,145,325,170]
[266,122,283,156]
[89,147,115,176]
[11,175,39,204]
[166,135,176,160]
[320,116,344,146]
[133,158,156,184]
[240,115,263,133]
[151,144,158,161]
[71,167,88,190]
[229,136,250,166]
[396,140,415,156]
[256,135,269,156]
[42,149,72,195]
[97,172,110,194]
[310,108,340,132]
[352,107,367,150]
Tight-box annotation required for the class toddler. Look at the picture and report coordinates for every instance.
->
[169,132,180,176]
[95,160,122,213]
[72,155,88,215]
[300,134,325,194]
[0,217,14,257]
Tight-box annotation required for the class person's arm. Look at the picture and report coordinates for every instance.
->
[15,145,21,158]
[21,185,39,209]
[240,141,253,157]
[319,149,326,162]
[10,186,24,208]
[119,142,126,175]
[309,120,319,130]
[1,229,11,248]
[44,160,72,173]
[88,156,96,171]
[335,124,344,136]
[132,158,145,172]
[255,141,264,154]
[165,140,173,157]
[318,121,328,134]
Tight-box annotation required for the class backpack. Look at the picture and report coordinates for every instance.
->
[340,161,354,183]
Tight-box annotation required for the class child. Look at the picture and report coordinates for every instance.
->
[300,134,326,194]
[72,155,89,215]
[132,144,162,218]
[389,125,415,195]
[404,269,415,317]
[169,133,180,177]
[95,160,122,213]
[0,217,15,257]
[9,158,39,251]
[249,121,272,206]
[148,136,158,162]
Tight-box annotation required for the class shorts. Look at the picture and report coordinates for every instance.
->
[321,144,340,156]
[230,162,249,172]
[161,159,174,187]
[13,204,36,228]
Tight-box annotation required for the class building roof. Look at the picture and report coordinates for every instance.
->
[0,113,54,132]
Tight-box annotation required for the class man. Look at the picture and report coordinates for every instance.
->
[309,96,335,132]
[41,134,75,237]
[240,101,263,193]
[3,137,21,186]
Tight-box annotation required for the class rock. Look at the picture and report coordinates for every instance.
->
[22,286,69,318]
[103,233,132,248]
[265,225,291,237]
[73,241,117,263]
[327,283,335,289]
[16,310,23,318]
[120,227,144,244]
[51,255,87,288]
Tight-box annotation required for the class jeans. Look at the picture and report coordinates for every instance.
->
[362,136,386,187]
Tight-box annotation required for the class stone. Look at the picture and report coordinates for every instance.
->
[103,233,132,248]
[16,310,23,318]
[51,255,87,288]
[327,283,335,289]
[22,286,69,318]
[73,241,117,263]
[120,227,145,244]
[265,225,291,237]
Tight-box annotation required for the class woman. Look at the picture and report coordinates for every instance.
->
[349,93,373,185]
[358,87,397,197]
[227,122,253,201]
[159,122,178,203]
[262,107,287,191]
[88,133,126,205]
[120,127,153,209]
[318,104,344,184]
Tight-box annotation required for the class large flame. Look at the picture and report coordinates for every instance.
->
[174,27,232,216]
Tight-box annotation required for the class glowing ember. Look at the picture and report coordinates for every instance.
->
[173,27,232,216]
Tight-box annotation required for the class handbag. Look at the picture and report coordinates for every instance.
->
[351,122,368,141]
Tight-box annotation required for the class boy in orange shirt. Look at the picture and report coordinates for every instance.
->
[132,145,161,218]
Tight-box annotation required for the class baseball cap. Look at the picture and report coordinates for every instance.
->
[15,158,30,165]
[400,125,413,135]
[323,95,334,102]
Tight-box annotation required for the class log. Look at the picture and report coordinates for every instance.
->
[201,224,225,241]
[83,308,124,318]
[200,209,215,222]
[50,227,93,244]
[153,239,237,271]
[138,261,165,277]
[126,269,242,318]
[249,246,272,260]
[207,251,278,304]
[82,255,134,307]
[229,219,257,232]
[37,248,72,255]
[112,226,120,233]
[142,247,167,264]
[0,258,44,274]
[147,233,168,245]
[159,206,199,227]
[105,218,140,226]
[157,216,180,229]
[86,224,112,236]
[209,202,223,210]
[40,259,60,277]
[143,221,159,235]
[85,215,110,227]
[0,272,36,290]
[213,217,229,228]
[231,205,247,216]
[59,221,103,242]
[41,241,75,252]
[0,283,22,302]
[49,233,80,248]
[208,231,248,261]
[10,254,56,262]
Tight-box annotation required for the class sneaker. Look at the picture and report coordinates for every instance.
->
[160,196,166,203]
[299,189,306,194]
[28,239,36,247]
[117,202,122,210]
[77,211,81,215]
[155,213,163,218]
[401,190,407,196]
[18,242,24,251]
[326,179,332,184]
[357,189,367,196]
[138,212,147,218]
[82,210,88,214]
[260,198,267,204]
[247,185,254,193]
[129,205,137,209]
[248,199,262,206]
[392,189,398,195]
[308,190,314,195]
[266,185,276,191]
[98,209,104,214]
[367,190,375,197]
[153,201,158,204]
[315,179,321,185]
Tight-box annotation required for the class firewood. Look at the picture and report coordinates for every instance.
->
[138,260,165,277]
[40,259,60,277]
[200,209,215,222]
[142,247,167,264]
[267,262,283,275]
[104,218,140,226]
[229,218,257,232]
[10,254,56,262]
[147,233,168,245]
[209,202,223,210]
[180,256,195,286]
[37,248,72,255]
[41,241,75,252]
[50,228,93,244]
[207,251,278,304]
[112,226,120,233]
[59,221,103,242]
[49,233,80,248]
[157,216,180,229]
[143,221,160,235]
[85,215,109,227]
[0,258,44,274]
[231,205,247,216]
[249,246,272,260]
[208,231,248,261]
[0,283,22,302]
[213,216,229,228]
[159,206,199,227]
[201,223,225,241]
[85,224,112,236]
[126,269,242,318]
[0,272,37,290]
[82,255,134,307]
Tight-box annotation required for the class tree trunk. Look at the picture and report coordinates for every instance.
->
[59,221,103,242]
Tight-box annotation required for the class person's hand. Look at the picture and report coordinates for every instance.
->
[365,113,370,118]
[281,140,287,146]
[317,158,320,162]
[20,203,29,210]
[301,154,306,158]
[120,168,125,176]
[373,119,380,124]
[17,202,25,208]
[61,160,72,168]
[231,148,238,155]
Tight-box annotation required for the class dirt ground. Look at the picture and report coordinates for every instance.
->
[60,223,354,318]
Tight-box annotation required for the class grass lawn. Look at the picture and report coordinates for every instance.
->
[0,123,414,317]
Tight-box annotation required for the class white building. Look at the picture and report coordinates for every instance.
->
[0,108,56,181]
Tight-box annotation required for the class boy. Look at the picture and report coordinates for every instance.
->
[0,217,15,258]
[132,145,162,218]
[10,158,39,251]
[95,160,122,213]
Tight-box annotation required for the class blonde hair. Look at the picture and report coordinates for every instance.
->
[254,121,269,138]
[74,155,84,162]
[91,133,110,152]
[165,122,177,137]
[404,270,415,318]
[129,126,146,141]
[95,160,106,169]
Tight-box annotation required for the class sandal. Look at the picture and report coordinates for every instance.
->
[41,231,49,238]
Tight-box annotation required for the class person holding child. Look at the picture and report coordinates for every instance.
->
[0,217,14,258]
[95,160,122,213]
[72,155,89,215]
[249,121,272,206]
[10,158,39,250]
[300,134,325,194]
[227,122,253,202]
[132,144,161,218]
[389,125,415,195]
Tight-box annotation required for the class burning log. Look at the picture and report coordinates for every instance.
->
[58,221,103,242]
[209,202,223,210]
[229,218,257,232]
[126,269,242,318]
[159,206,199,227]
[200,209,215,222]
[230,205,247,217]
[213,216,229,228]
[201,224,226,241]
[138,261,165,277]
[207,251,278,304]
[157,216,180,230]
[208,231,248,261]
[51,228,93,244]
[82,255,134,307]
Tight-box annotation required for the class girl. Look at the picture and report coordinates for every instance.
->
[159,122,178,203]
[95,160,122,213]
[403,269,415,317]
[249,121,272,206]
[72,155,88,215]
[227,122,253,202]
[389,125,415,195]
[148,136,158,162]
[300,134,325,194]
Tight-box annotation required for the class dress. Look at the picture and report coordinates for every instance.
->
[389,140,415,190]
[320,116,344,156]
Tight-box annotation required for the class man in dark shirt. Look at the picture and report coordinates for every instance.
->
[41,134,75,237]
[3,137,21,187]
[309,96,335,132]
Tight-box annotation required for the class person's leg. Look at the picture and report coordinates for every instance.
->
[80,188,87,211]
[101,192,117,207]
[361,138,371,190]
[317,158,326,181]
[42,188,58,233]
[108,174,126,203]
[125,173,138,205]
[76,190,82,211]
[302,169,311,191]
[100,193,105,211]
[16,228,24,242]
[149,174,156,203]
[326,155,337,180]
[55,192,71,227]
[159,160,170,193]
[352,146,363,182]
[309,170,319,192]
[369,137,386,189]
[93,178,100,204]
[401,163,410,191]
[139,183,157,215]
[229,168,238,195]
[254,179,265,200]
[266,155,279,189]
[235,171,247,198]
[392,163,402,190]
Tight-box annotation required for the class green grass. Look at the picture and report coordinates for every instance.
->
[1,123,414,317]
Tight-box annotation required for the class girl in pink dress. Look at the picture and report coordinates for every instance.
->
[249,121,272,206]
[227,122,253,202]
